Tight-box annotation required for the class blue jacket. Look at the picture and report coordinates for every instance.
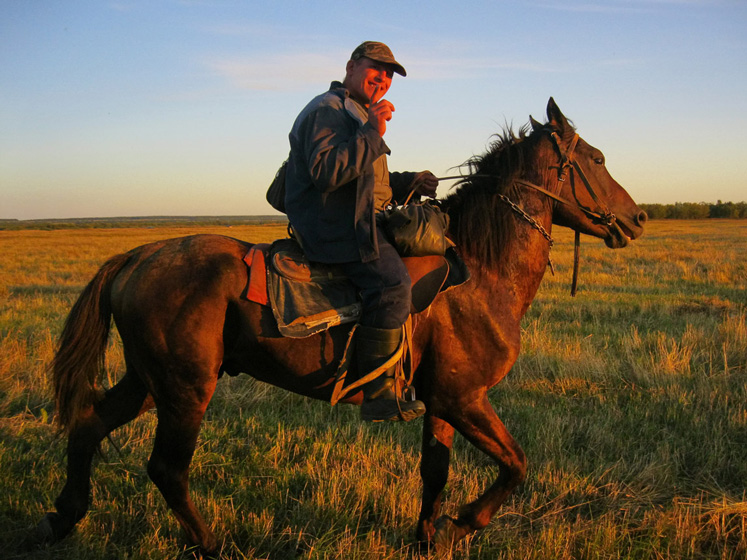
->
[285,82,416,263]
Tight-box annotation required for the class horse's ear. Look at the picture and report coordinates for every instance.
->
[546,97,570,136]
[530,116,543,132]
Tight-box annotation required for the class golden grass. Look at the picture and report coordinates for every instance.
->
[1,220,745,559]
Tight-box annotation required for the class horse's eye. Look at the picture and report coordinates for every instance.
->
[594,156,605,165]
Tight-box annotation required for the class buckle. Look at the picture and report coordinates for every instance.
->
[401,386,417,402]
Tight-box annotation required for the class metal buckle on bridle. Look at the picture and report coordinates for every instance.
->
[598,211,617,226]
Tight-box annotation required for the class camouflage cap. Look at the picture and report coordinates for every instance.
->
[350,41,407,77]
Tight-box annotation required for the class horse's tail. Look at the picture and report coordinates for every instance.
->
[52,252,132,435]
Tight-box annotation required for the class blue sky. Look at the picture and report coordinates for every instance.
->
[1,0,745,219]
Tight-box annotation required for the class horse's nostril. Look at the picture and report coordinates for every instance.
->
[635,211,648,227]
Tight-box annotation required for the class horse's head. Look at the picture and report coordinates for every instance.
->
[534,98,647,248]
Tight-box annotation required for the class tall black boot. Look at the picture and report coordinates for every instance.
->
[356,325,426,422]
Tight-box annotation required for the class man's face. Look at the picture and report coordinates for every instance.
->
[344,57,394,106]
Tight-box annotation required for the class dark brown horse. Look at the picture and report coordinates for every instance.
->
[38,98,646,554]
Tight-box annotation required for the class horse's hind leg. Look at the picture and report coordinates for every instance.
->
[417,414,455,547]
[146,376,219,555]
[38,372,152,542]
[434,394,527,547]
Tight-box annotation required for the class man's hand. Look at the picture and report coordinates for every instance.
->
[368,99,395,136]
[368,85,394,136]
[412,171,439,198]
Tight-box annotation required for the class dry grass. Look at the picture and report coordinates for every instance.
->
[1,220,745,559]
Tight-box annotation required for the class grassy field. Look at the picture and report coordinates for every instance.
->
[1,220,745,559]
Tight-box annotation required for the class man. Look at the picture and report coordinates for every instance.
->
[284,41,438,422]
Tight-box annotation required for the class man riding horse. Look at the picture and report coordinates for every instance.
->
[283,41,439,422]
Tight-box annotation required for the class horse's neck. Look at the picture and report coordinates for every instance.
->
[460,190,553,317]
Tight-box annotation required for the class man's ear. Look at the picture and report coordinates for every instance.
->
[342,59,356,84]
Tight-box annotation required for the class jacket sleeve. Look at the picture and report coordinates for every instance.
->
[300,105,390,193]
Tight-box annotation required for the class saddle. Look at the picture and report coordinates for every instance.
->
[243,237,469,338]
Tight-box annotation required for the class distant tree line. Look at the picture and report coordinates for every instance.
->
[639,201,747,219]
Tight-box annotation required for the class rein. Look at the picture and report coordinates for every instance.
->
[436,129,616,296]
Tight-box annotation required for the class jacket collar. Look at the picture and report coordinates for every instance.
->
[329,81,368,126]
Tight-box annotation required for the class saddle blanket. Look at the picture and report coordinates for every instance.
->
[243,238,469,338]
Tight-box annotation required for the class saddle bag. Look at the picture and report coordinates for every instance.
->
[266,156,289,213]
[379,199,451,257]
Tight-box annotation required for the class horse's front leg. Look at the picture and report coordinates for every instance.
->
[416,414,455,548]
[434,392,526,548]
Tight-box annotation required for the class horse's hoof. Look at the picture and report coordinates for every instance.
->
[35,513,59,544]
[182,544,219,559]
[434,515,468,549]
[34,512,74,544]
[181,534,221,559]
[416,537,435,555]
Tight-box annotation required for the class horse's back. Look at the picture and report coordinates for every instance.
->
[109,234,252,376]
[114,233,249,288]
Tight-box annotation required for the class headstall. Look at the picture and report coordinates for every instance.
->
[437,128,618,295]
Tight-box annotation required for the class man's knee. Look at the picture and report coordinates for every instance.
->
[364,280,410,328]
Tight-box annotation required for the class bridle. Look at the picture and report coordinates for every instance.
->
[539,130,616,226]
[437,128,618,295]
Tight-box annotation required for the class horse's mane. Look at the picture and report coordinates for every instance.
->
[443,121,567,271]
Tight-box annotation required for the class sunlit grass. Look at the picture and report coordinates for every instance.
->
[1,221,745,559]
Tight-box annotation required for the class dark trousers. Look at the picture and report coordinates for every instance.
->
[338,229,411,329]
